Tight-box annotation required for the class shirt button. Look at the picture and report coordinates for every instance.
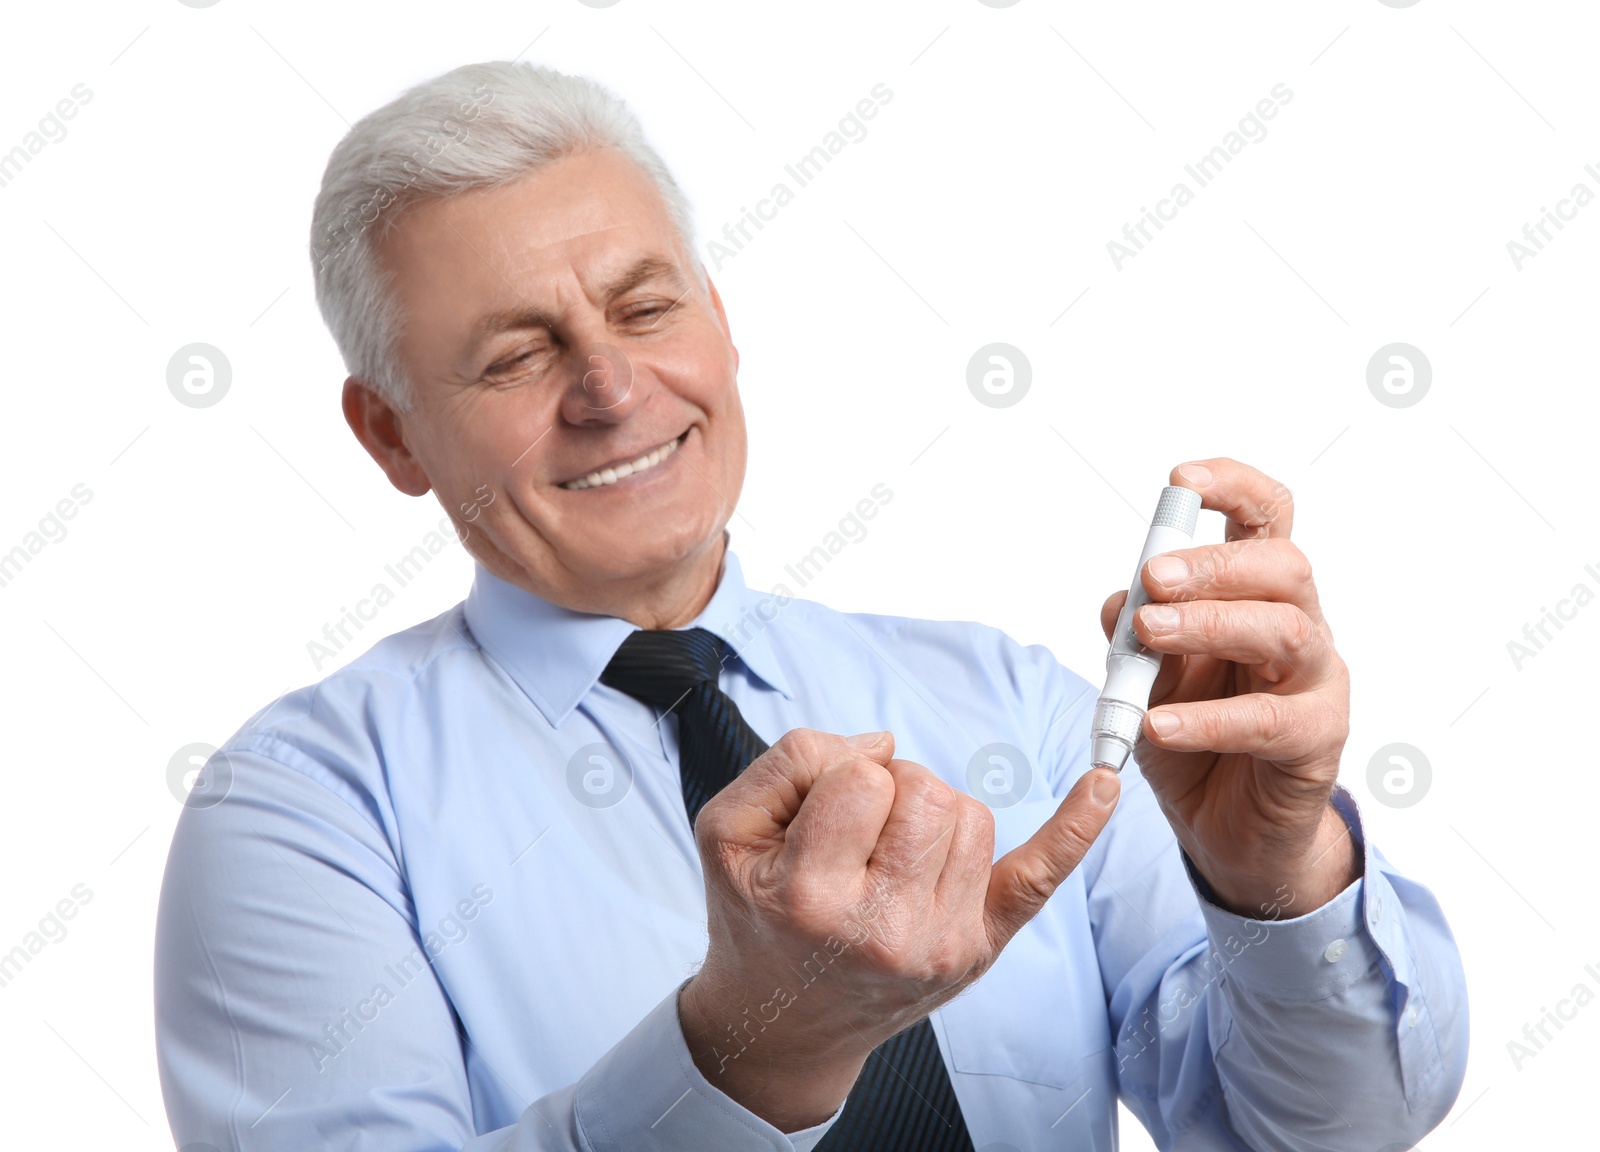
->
[1323,938,1348,963]
[1372,895,1383,922]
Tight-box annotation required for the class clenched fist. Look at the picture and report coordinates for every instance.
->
[678,727,1120,1132]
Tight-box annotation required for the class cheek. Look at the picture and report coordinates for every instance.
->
[684,348,743,451]
[723,400,748,478]
[436,394,552,488]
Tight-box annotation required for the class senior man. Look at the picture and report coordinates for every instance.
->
[156,60,1467,1151]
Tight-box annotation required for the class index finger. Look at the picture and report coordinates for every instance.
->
[1171,457,1294,541]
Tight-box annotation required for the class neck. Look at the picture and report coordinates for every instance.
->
[617,532,727,630]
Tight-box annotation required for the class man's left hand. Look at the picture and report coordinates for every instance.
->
[1099,457,1360,919]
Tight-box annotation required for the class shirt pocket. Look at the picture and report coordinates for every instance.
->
[935,799,1110,1090]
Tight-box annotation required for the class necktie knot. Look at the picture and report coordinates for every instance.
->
[600,626,729,709]
[598,625,766,828]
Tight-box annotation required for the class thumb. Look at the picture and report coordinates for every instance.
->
[843,729,896,765]
[700,728,896,847]
[983,768,1120,949]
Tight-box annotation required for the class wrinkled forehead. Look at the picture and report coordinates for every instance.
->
[374,151,702,380]
[379,148,691,315]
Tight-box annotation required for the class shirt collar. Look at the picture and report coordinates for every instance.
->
[462,546,795,729]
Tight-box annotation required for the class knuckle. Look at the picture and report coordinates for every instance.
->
[963,952,998,986]
[774,874,836,926]
[1253,695,1289,746]
[693,820,744,885]
[1257,483,1293,526]
[1279,609,1317,662]
[908,774,959,818]
[1327,705,1351,750]
[778,726,829,764]
[1186,601,1218,641]
[1206,542,1246,589]
[956,791,993,827]
[1274,538,1313,585]
[1171,704,1209,744]
[1056,811,1099,859]
[1331,654,1352,696]
[844,756,894,797]
[1006,861,1064,909]
[693,800,732,850]
[922,946,973,987]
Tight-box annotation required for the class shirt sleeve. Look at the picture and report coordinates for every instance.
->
[154,746,840,1151]
[1085,768,1469,1150]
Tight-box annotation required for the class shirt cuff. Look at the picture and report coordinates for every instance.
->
[572,982,844,1151]
[1178,786,1384,1001]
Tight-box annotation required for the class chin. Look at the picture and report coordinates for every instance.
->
[572,512,721,581]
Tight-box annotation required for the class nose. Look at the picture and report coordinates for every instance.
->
[559,339,652,428]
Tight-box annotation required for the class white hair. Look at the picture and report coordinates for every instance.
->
[309,60,704,411]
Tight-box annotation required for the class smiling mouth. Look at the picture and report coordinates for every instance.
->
[559,432,686,490]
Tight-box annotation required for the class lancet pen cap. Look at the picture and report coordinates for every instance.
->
[1153,484,1202,535]
[1091,735,1133,774]
[1091,697,1144,773]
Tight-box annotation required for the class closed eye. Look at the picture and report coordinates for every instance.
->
[619,293,688,328]
[484,343,552,379]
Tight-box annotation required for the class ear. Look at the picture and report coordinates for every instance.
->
[341,376,432,497]
[704,275,738,374]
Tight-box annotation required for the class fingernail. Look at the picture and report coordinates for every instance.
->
[1148,711,1180,738]
[1141,604,1180,632]
[846,731,889,749]
[1146,555,1189,587]
[1177,462,1212,487]
[1090,770,1120,807]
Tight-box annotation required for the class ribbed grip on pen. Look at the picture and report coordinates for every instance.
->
[1092,697,1144,746]
[1152,485,1202,534]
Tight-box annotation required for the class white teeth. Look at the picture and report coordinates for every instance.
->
[561,436,680,490]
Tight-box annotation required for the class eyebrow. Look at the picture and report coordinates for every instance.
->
[467,256,689,345]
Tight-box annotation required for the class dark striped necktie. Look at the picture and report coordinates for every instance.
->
[600,627,975,1151]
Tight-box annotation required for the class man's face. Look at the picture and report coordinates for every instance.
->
[366,147,746,614]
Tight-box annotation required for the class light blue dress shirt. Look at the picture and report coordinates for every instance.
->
[155,548,1468,1150]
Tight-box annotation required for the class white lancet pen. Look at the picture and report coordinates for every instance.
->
[1091,484,1204,773]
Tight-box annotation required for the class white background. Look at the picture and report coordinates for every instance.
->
[1,0,1595,1147]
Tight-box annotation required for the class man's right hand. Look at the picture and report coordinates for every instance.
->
[677,727,1121,1133]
